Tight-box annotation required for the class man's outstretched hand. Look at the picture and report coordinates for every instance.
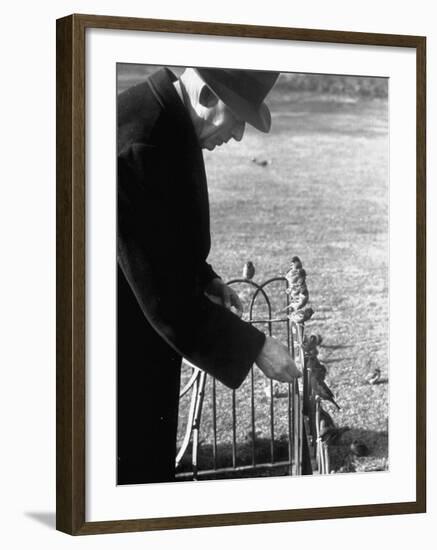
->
[205,277,243,317]
[255,336,302,383]
[204,279,300,382]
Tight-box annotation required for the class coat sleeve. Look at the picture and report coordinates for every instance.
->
[198,261,220,288]
[117,143,266,389]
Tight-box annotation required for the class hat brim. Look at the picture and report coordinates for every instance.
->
[195,68,273,133]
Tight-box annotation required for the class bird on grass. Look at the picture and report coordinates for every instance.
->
[311,375,341,410]
[350,440,369,457]
[251,156,272,167]
[365,367,381,385]
[242,261,255,280]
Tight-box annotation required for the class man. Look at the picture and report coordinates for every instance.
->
[117,66,301,484]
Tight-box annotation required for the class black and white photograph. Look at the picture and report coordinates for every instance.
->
[116,63,389,485]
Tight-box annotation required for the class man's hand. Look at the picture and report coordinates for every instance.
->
[255,336,302,382]
[204,277,243,317]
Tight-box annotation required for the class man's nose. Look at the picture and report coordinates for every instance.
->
[232,121,245,142]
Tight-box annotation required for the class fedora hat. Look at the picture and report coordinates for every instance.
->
[194,68,280,133]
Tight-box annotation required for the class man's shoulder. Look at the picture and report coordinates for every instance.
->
[117,68,182,154]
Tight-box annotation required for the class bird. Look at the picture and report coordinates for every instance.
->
[310,333,323,346]
[311,375,341,410]
[286,256,303,275]
[242,261,255,280]
[320,426,350,445]
[306,356,327,380]
[365,367,381,385]
[251,156,272,167]
[291,307,314,323]
[302,336,319,357]
[289,287,309,310]
[285,269,307,290]
[277,286,308,313]
[350,440,369,457]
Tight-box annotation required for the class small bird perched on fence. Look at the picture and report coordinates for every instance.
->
[288,256,303,271]
[291,306,314,324]
[242,261,255,280]
[310,333,323,346]
[365,367,381,385]
[307,356,327,381]
[311,374,341,410]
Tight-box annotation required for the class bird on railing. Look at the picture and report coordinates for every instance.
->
[291,306,314,323]
[287,256,303,271]
[307,356,327,381]
[286,267,306,285]
[310,333,323,346]
[311,374,341,410]
[365,367,381,385]
[242,261,255,280]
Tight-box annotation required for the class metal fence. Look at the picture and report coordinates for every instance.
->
[175,258,329,480]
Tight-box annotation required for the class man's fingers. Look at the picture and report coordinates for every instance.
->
[231,291,243,316]
[223,288,231,309]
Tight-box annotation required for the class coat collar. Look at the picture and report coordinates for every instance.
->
[147,68,199,145]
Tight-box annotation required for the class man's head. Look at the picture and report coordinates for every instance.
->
[177,68,279,151]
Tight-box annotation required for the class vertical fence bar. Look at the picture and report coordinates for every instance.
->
[191,371,207,481]
[297,323,307,473]
[175,371,199,470]
[212,377,217,470]
[232,389,237,469]
[287,382,293,475]
[324,443,331,474]
[250,368,256,466]
[269,380,274,463]
[267,316,273,466]
[315,397,323,474]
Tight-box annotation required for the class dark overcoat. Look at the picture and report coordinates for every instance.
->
[117,68,265,484]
